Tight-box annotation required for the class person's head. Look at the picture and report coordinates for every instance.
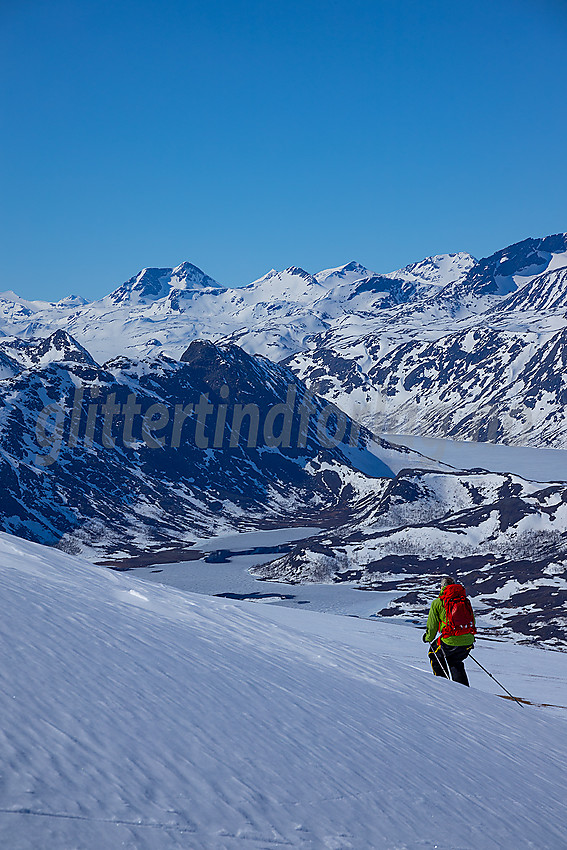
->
[440,575,456,591]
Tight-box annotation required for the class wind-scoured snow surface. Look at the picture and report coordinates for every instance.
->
[1,532,566,850]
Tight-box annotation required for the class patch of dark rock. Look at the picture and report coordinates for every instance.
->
[205,544,294,563]
[214,592,295,601]
[100,548,204,569]
[204,549,233,563]
[359,554,497,578]
[335,570,363,582]
[376,606,406,617]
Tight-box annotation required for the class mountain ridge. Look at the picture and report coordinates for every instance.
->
[2,233,567,449]
[1,332,446,558]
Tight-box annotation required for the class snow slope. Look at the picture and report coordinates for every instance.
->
[1,532,566,850]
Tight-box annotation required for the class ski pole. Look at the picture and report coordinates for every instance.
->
[438,642,453,681]
[469,654,524,708]
[429,641,453,680]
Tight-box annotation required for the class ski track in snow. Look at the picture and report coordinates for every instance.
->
[1,532,567,849]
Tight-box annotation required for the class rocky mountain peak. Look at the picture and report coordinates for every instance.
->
[170,262,223,290]
[24,330,98,367]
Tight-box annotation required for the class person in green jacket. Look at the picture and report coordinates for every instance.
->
[423,575,476,686]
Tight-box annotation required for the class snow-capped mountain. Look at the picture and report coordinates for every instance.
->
[55,293,90,307]
[0,331,437,558]
[109,261,223,305]
[384,250,476,293]
[437,233,567,308]
[314,259,374,285]
[243,266,327,303]
[1,327,98,368]
[1,233,566,450]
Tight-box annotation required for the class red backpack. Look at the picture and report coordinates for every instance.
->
[440,584,476,638]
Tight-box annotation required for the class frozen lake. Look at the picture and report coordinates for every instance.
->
[134,527,399,618]
[384,433,567,482]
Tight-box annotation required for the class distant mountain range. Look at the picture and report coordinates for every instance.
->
[0,252,478,363]
[285,234,567,447]
[2,233,567,446]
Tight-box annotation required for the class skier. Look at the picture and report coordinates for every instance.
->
[423,575,476,686]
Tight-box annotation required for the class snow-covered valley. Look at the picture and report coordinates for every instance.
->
[1,533,566,850]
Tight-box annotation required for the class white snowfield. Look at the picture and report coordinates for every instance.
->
[1,532,567,850]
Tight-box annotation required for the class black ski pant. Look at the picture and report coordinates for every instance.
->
[428,638,472,686]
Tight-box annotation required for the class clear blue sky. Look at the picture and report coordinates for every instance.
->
[1,0,566,300]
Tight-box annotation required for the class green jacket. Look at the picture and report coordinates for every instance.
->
[424,596,476,646]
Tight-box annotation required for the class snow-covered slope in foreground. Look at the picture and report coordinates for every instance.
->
[1,533,566,850]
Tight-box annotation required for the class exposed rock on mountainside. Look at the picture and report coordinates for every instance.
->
[288,326,567,447]
[287,234,567,446]
[251,468,567,646]
[0,333,432,558]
